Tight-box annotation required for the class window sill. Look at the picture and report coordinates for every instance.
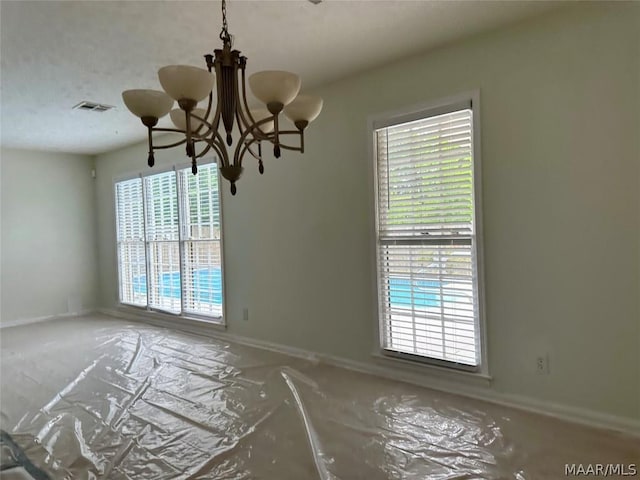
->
[371,351,492,388]
[112,304,226,336]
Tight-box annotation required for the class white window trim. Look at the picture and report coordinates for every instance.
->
[112,157,227,326]
[367,90,488,377]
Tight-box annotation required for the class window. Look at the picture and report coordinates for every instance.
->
[115,162,224,321]
[373,96,484,371]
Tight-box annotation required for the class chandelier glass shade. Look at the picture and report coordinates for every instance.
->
[122,0,323,195]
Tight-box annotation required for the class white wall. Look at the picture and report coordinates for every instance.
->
[1,148,98,324]
[95,4,640,423]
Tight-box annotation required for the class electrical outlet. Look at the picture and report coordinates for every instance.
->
[536,355,549,375]
[242,308,249,321]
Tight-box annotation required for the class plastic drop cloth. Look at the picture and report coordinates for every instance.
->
[1,315,638,480]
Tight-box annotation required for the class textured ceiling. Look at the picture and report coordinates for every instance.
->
[0,0,562,155]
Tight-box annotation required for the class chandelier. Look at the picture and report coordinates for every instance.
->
[121,0,323,195]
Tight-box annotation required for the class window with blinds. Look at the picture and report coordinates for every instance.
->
[115,162,224,321]
[373,100,483,370]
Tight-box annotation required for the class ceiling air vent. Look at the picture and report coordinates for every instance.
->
[73,101,114,112]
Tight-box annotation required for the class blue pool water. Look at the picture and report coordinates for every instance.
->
[134,270,446,307]
[134,268,223,305]
[387,278,440,307]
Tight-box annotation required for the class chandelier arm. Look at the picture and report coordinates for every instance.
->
[236,66,272,143]
[263,130,304,152]
[259,130,303,148]
[232,117,275,165]
[234,104,244,144]
[243,117,274,142]
[239,137,262,162]
[234,112,271,143]
[187,113,217,139]
[266,129,303,136]
[234,109,270,159]
[191,70,214,139]
[153,127,187,134]
[252,129,270,142]
[152,138,189,150]
[195,134,229,171]
[234,139,262,166]
[199,89,214,136]
[209,131,231,168]
[238,65,259,132]
[236,115,251,137]
[208,60,224,139]
[199,137,226,167]
[195,142,213,159]
[150,127,195,150]
[276,143,304,152]
[193,124,205,137]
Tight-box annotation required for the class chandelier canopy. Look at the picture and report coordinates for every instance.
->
[122,0,323,195]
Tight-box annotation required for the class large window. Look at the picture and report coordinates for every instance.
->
[115,162,224,321]
[373,97,484,371]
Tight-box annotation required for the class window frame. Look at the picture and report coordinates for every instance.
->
[368,91,488,375]
[113,158,227,325]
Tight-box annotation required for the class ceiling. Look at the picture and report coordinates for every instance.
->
[0,0,562,156]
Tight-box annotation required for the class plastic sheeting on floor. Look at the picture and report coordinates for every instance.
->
[1,315,638,479]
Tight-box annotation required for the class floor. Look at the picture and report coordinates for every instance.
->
[0,315,637,479]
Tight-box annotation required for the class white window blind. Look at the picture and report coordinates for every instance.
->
[114,162,224,321]
[179,164,223,318]
[145,170,181,313]
[115,178,146,307]
[375,105,482,369]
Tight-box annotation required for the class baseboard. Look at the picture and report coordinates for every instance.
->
[0,309,96,329]
[96,306,225,335]
[206,334,640,438]
[321,353,640,438]
[98,307,640,438]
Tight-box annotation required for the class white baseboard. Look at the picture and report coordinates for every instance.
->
[328,353,640,438]
[0,309,96,329]
[98,307,640,438]
[95,306,225,335]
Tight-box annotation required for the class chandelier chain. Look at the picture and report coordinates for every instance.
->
[219,0,231,44]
